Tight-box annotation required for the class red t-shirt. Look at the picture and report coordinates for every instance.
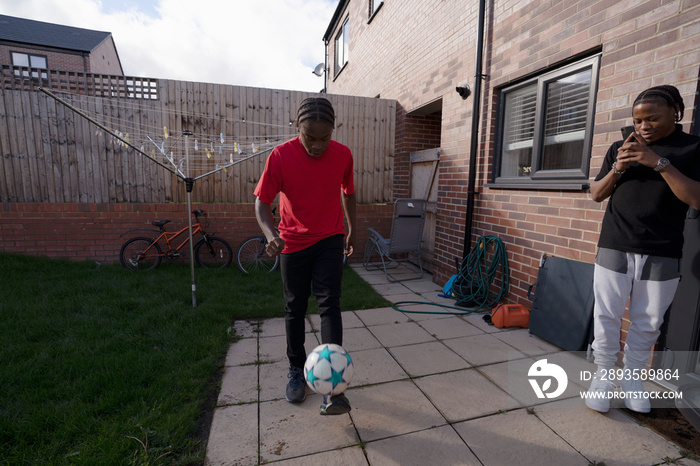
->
[254,137,355,253]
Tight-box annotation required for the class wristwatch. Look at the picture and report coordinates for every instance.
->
[613,164,626,176]
[654,157,670,172]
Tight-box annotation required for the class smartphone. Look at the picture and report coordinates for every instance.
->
[621,126,646,144]
[621,126,635,140]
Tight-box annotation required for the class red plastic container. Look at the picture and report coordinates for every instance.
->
[490,304,530,329]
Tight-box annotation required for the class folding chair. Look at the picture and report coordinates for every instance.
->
[362,198,427,282]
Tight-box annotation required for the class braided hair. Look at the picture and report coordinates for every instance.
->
[296,97,336,127]
[633,85,685,122]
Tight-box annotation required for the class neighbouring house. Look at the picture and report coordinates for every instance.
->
[0,14,123,76]
[322,0,700,385]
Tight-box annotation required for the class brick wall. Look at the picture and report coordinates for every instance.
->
[0,45,87,72]
[88,37,123,75]
[0,203,394,266]
[1,38,123,75]
[394,104,442,199]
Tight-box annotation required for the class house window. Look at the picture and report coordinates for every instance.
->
[370,0,383,19]
[492,55,600,189]
[334,17,349,76]
[11,52,48,79]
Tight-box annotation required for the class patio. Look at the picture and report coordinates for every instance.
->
[205,264,700,465]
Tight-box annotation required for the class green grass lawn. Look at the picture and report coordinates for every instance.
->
[0,253,390,465]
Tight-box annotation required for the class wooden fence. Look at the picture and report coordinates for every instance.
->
[0,65,395,204]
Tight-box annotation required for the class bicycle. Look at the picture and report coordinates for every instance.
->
[235,208,280,274]
[120,209,232,271]
[235,208,349,274]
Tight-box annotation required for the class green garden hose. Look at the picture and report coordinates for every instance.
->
[392,235,509,315]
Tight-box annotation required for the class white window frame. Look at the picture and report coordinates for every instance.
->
[334,17,349,76]
[491,54,600,190]
[370,0,384,19]
[11,52,48,80]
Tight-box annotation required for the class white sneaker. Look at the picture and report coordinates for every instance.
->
[585,370,616,413]
[620,376,651,413]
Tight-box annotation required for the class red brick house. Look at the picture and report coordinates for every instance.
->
[0,14,123,75]
[322,0,699,288]
[322,0,700,374]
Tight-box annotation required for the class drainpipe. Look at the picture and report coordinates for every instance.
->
[323,39,328,93]
[462,0,486,259]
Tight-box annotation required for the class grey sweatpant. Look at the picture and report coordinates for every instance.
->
[591,248,680,370]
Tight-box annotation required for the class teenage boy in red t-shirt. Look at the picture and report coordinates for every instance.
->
[254,97,356,415]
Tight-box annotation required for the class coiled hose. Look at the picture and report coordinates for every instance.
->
[392,235,509,315]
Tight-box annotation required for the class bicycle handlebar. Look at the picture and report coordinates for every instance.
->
[192,209,207,218]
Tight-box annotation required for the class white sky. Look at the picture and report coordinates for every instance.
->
[0,0,337,92]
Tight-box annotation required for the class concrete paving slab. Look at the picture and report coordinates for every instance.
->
[258,332,320,363]
[306,310,364,332]
[389,341,470,377]
[218,363,259,406]
[350,347,408,387]
[534,397,687,466]
[370,282,410,297]
[259,317,286,337]
[259,359,295,403]
[205,403,259,466]
[492,328,562,356]
[258,334,287,363]
[354,306,409,326]
[443,332,526,366]
[342,326,383,352]
[223,337,258,366]
[365,424,481,465]
[418,315,486,340]
[232,319,259,339]
[270,446,368,465]
[460,311,503,333]
[369,321,437,348]
[354,272,392,285]
[454,408,590,466]
[341,310,364,329]
[543,351,599,390]
[349,380,447,443]
[400,279,444,294]
[258,398,358,463]
[415,368,521,422]
[477,358,581,408]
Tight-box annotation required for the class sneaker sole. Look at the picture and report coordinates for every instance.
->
[320,401,351,415]
[584,398,610,413]
[285,392,307,403]
[624,398,651,413]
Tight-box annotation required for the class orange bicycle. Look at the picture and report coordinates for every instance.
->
[119,209,232,270]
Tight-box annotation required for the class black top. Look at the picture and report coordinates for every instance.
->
[595,125,700,258]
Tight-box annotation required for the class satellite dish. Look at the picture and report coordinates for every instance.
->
[312,63,325,76]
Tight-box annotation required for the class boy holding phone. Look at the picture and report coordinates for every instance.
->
[587,85,700,413]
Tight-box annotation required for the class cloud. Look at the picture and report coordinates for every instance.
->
[0,0,335,92]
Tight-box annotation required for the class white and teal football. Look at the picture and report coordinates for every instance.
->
[304,344,354,396]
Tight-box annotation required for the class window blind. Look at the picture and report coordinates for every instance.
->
[504,84,537,151]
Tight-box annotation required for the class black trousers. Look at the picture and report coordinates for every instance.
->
[280,234,345,368]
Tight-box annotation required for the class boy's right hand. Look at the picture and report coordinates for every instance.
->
[265,237,285,257]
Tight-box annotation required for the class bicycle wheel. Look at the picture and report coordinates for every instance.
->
[120,237,162,270]
[236,236,279,274]
[194,237,233,269]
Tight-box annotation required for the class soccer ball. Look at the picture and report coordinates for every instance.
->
[304,343,354,396]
